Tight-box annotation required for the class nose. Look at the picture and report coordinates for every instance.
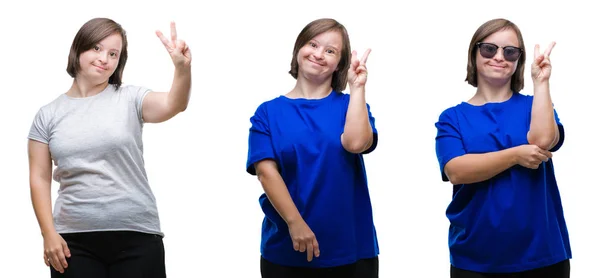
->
[312,48,325,60]
[98,51,109,64]
[492,49,505,61]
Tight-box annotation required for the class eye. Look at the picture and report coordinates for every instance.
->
[326,49,335,54]
[483,44,496,52]
[94,45,100,51]
[309,42,317,48]
[504,47,518,56]
[109,52,118,58]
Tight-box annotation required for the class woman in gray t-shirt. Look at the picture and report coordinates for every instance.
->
[27,17,191,277]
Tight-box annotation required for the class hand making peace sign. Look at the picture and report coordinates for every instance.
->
[348,49,371,88]
[156,22,192,68]
[531,41,555,83]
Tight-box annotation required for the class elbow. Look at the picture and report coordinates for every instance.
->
[178,104,188,112]
[344,141,368,154]
[527,132,556,150]
[446,171,464,185]
[444,163,467,185]
[342,133,373,154]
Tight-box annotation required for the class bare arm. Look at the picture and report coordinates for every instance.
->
[28,140,55,237]
[255,160,302,225]
[255,160,320,261]
[142,22,192,123]
[528,42,559,150]
[29,140,71,273]
[342,87,373,153]
[342,49,373,153]
[444,145,552,185]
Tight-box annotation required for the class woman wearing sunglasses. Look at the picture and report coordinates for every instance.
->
[434,18,571,277]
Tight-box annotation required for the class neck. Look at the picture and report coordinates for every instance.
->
[67,77,110,98]
[469,77,513,105]
[287,74,333,99]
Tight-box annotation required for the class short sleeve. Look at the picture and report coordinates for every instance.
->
[124,85,151,123]
[362,103,378,154]
[28,109,50,144]
[435,108,466,181]
[549,108,565,152]
[246,103,276,175]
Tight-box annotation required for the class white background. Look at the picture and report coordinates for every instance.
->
[1,0,598,277]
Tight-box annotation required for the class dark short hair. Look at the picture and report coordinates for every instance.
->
[465,18,526,92]
[289,18,351,93]
[66,18,128,88]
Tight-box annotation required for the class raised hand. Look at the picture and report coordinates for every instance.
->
[348,49,371,88]
[531,41,555,83]
[156,22,192,68]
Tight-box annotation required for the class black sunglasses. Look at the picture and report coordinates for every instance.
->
[476,42,523,62]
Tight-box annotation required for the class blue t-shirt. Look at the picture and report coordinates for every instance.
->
[246,91,379,268]
[435,92,571,273]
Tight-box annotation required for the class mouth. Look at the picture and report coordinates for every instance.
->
[488,64,505,69]
[93,65,108,71]
[307,59,325,66]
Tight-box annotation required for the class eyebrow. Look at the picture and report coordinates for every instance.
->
[96,43,121,53]
[310,39,341,52]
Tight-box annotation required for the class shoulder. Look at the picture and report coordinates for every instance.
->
[511,92,533,104]
[437,103,463,123]
[36,94,67,116]
[253,96,285,115]
[116,84,151,95]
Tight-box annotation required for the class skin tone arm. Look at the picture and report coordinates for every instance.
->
[527,42,559,150]
[142,22,192,124]
[341,49,373,154]
[28,140,71,273]
[444,144,552,185]
[255,160,320,262]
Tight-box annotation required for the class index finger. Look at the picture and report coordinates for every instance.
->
[361,48,371,64]
[544,41,556,57]
[155,30,171,48]
[306,243,313,262]
[312,238,320,258]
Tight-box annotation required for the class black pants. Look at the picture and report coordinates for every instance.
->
[451,260,570,278]
[50,231,166,278]
[260,256,379,278]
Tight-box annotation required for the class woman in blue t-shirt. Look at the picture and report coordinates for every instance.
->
[435,18,571,277]
[246,18,379,277]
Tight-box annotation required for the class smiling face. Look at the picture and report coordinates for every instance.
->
[475,28,520,85]
[77,33,123,84]
[296,30,343,81]
[288,18,351,92]
[67,18,129,87]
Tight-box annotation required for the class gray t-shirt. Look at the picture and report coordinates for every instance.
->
[28,84,162,236]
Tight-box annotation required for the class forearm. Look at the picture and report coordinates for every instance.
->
[342,87,373,153]
[167,66,192,112]
[528,81,558,150]
[445,147,518,185]
[30,180,56,237]
[258,171,303,225]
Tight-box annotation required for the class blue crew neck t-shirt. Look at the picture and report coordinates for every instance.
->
[435,92,571,273]
[246,91,379,268]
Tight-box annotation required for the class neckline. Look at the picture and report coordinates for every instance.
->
[279,90,336,103]
[63,84,115,100]
[461,92,517,108]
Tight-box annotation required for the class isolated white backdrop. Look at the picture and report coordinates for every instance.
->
[1,0,598,277]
